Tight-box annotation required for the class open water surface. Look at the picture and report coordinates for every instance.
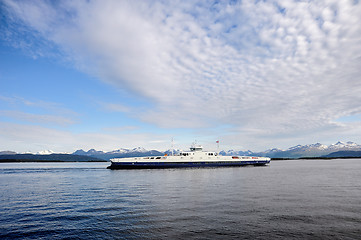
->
[0,159,360,239]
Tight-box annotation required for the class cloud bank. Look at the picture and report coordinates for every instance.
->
[2,0,361,150]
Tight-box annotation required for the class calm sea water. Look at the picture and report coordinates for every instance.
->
[0,160,360,239]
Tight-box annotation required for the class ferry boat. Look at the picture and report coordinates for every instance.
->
[107,144,270,169]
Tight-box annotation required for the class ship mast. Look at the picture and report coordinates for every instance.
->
[171,137,174,156]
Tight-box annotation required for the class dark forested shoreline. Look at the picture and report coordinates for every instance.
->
[0,154,106,162]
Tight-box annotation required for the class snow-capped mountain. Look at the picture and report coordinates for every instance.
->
[107,148,132,154]
[263,148,284,154]
[328,141,359,150]
[35,150,71,155]
[73,149,105,156]
[73,147,163,160]
[36,150,54,155]
[87,141,360,159]
[256,141,361,158]
[163,149,181,155]
[2,141,360,160]
[219,149,253,156]
[0,151,17,155]
[130,147,148,153]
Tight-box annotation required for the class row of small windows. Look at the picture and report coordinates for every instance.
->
[180,152,218,156]
[145,157,162,159]
[181,153,194,156]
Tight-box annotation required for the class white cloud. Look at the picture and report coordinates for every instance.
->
[2,0,361,150]
[0,95,78,126]
[0,110,76,125]
[0,122,172,153]
[100,102,130,113]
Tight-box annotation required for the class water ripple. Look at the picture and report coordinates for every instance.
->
[1,160,361,239]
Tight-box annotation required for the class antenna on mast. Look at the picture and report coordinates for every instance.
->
[171,137,174,156]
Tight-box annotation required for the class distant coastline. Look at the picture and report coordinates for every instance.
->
[1,154,361,163]
[0,159,107,163]
[271,157,361,161]
[1,145,361,162]
[0,154,107,163]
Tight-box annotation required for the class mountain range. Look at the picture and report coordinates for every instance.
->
[220,141,361,158]
[73,147,163,160]
[254,141,361,158]
[1,141,361,161]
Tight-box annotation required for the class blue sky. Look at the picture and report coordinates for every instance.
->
[1,0,361,153]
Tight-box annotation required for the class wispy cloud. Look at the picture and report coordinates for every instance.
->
[0,122,172,153]
[0,95,78,126]
[100,102,130,113]
[2,0,361,150]
[0,110,75,126]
